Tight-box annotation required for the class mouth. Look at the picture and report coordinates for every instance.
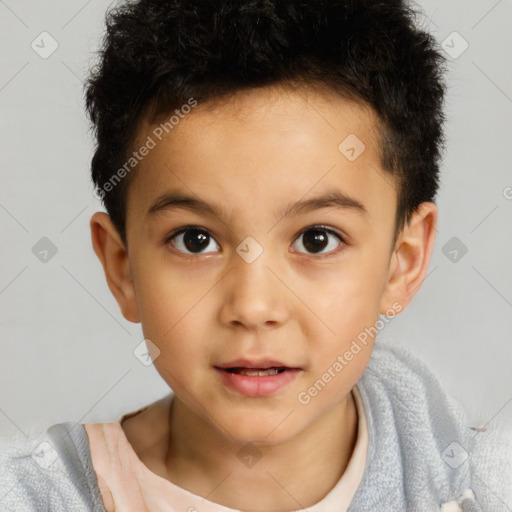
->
[222,367,289,376]
[215,359,300,374]
[214,359,302,397]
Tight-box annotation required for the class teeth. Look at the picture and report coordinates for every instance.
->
[233,367,284,376]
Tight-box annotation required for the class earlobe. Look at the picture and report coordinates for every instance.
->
[90,212,140,323]
[379,202,438,314]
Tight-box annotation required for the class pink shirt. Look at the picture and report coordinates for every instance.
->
[84,385,368,512]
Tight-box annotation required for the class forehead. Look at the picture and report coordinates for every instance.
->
[126,84,396,230]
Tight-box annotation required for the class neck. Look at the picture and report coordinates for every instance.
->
[164,392,358,511]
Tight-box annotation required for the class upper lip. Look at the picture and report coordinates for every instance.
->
[215,359,299,370]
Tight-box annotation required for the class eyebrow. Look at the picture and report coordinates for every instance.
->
[146,189,368,221]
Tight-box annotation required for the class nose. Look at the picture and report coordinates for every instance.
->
[218,250,289,331]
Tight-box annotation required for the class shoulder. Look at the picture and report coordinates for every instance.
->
[359,341,470,435]
[0,422,105,511]
[355,341,512,508]
[361,341,476,425]
[467,419,512,508]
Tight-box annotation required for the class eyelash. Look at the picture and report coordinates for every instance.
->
[164,224,346,258]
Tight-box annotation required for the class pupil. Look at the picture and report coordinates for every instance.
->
[184,229,209,252]
[303,230,328,253]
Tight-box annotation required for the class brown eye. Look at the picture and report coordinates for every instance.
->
[293,227,344,255]
[168,228,220,254]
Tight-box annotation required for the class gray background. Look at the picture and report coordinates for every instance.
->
[0,0,511,440]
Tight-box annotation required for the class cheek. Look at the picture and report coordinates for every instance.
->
[305,261,386,378]
[131,259,214,366]
[148,307,211,393]
[318,263,386,331]
[132,255,210,336]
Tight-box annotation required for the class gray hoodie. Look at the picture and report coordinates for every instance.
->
[1,341,511,511]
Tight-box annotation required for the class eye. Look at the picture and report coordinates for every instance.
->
[292,226,345,256]
[166,226,220,255]
[165,225,345,257]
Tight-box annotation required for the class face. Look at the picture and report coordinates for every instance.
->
[122,84,400,444]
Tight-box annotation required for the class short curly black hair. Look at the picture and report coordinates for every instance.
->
[84,0,447,247]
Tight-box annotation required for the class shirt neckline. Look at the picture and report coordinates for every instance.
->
[107,385,369,511]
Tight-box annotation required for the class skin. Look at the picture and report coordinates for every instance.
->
[90,82,437,511]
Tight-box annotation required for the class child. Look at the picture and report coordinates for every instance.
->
[1,0,511,510]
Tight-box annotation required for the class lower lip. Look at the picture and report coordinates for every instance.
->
[215,368,300,397]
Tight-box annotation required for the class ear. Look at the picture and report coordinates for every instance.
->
[379,202,438,314]
[90,212,140,323]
